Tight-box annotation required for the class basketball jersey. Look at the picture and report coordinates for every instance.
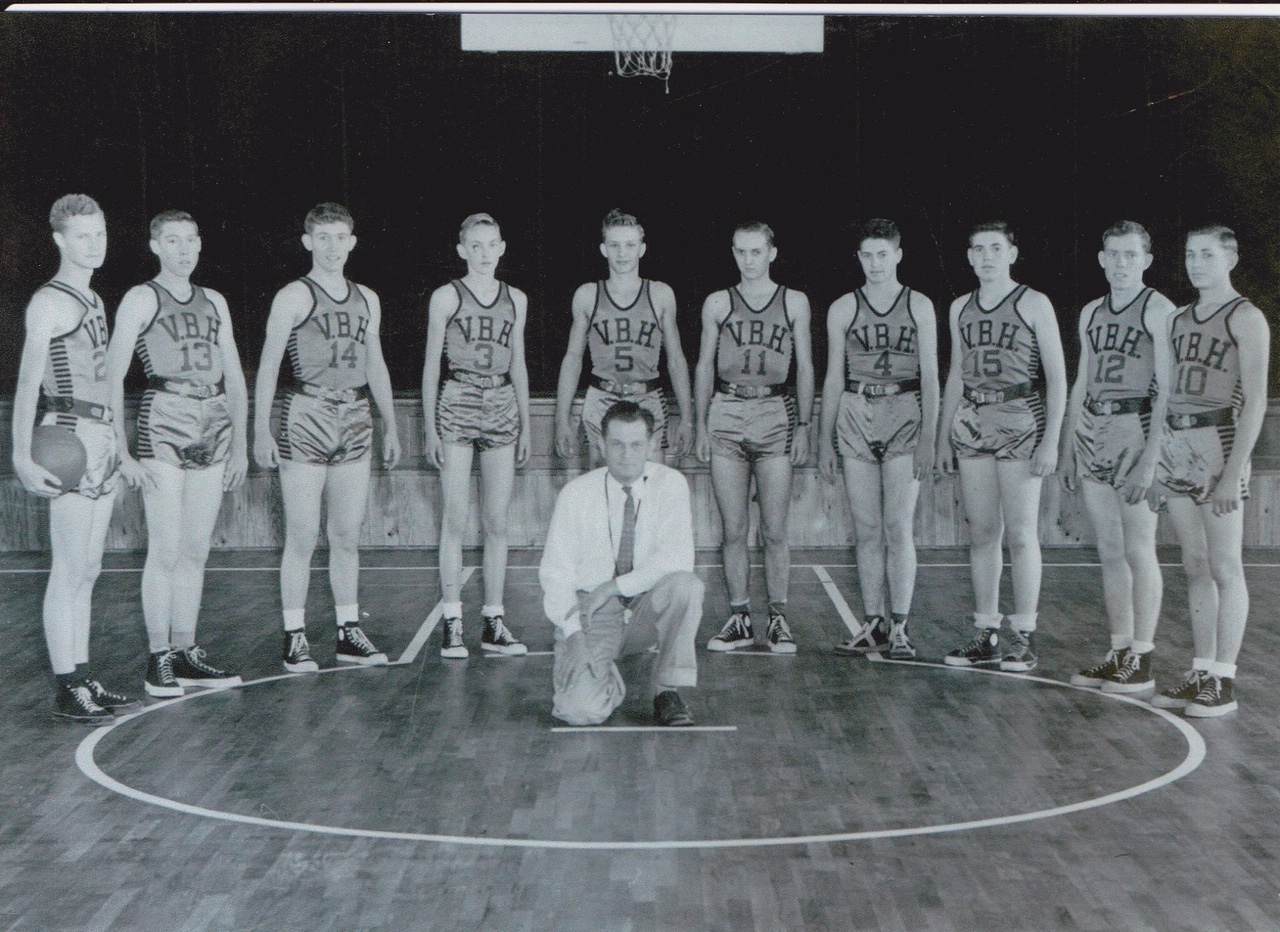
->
[715,285,793,386]
[287,277,371,390]
[957,285,1039,392]
[1082,288,1156,402]
[39,281,110,405]
[1167,297,1250,416]
[444,279,515,375]
[844,286,920,384]
[137,281,224,385]
[586,280,663,383]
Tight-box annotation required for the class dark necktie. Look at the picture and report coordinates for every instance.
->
[615,485,636,578]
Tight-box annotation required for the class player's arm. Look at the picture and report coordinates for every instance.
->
[654,281,694,457]
[818,295,854,484]
[509,286,533,468]
[104,286,157,489]
[252,281,309,469]
[1023,290,1067,477]
[1215,302,1270,515]
[911,291,941,480]
[1059,301,1095,492]
[208,289,250,490]
[553,284,594,457]
[787,289,815,466]
[12,292,71,496]
[935,296,968,475]
[1119,293,1177,503]
[692,291,728,463]
[421,284,457,470]
[360,286,400,470]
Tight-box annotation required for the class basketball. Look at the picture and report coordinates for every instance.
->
[30,424,87,492]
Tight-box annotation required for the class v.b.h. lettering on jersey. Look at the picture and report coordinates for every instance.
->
[453,313,513,350]
[722,317,789,354]
[592,315,659,350]
[1173,330,1230,373]
[312,309,369,348]
[849,321,915,355]
[960,317,1021,351]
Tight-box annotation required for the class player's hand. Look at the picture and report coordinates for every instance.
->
[119,454,155,492]
[13,456,62,498]
[223,450,249,491]
[382,431,401,470]
[1119,451,1157,506]
[252,432,279,470]
[935,443,958,476]
[424,429,444,470]
[1031,443,1059,478]
[913,440,935,482]
[515,430,531,469]
[790,425,810,466]
[577,579,620,629]
[672,420,694,458]
[695,431,711,464]
[554,422,575,459]
[1212,467,1243,516]
[818,441,838,484]
[1059,446,1078,493]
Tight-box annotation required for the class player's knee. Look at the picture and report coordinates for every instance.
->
[1207,550,1245,586]
[1004,525,1039,554]
[884,518,914,553]
[1181,547,1211,580]
[968,518,1002,547]
[760,520,788,550]
[481,507,509,540]
[1122,537,1155,569]
[326,525,361,553]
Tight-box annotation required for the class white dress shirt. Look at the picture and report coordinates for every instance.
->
[539,462,695,636]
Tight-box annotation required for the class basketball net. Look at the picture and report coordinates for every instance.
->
[609,14,676,93]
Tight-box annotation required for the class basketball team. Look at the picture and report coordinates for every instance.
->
[12,196,1268,727]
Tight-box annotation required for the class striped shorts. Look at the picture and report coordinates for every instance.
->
[38,410,119,499]
[1155,422,1249,506]
[708,393,794,462]
[136,390,232,470]
[278,390,373,466]
[437,379,520,452]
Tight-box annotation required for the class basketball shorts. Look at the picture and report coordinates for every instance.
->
[437,379,520,452]
[38,410,119,500]
[136,389,232,470]
[1073,409,1150,489]
[951,394,1044,462]
[582,385,668,451]
[1154,423,1249,506]
[836,391,921,465]
[277,389,373,466]
[708,393,794,463]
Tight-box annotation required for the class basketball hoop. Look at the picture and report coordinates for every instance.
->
[609,14,676,93]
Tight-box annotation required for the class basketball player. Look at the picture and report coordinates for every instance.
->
[1149,225,1268,717]
[12,194,138,723]
[936,221,1067,672]
[1061,222,1174,694]
[253,203,400,672]
[422,214,530,658]
[693,222,813,653]
[819,219,939,660]
[104,210,249,698]
[553,209,694,464]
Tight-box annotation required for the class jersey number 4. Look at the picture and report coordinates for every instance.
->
[329,341,359,369]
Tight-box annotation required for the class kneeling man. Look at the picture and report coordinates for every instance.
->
[540,401,703,726]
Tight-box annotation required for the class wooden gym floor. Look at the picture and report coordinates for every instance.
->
[1,547,1279,932]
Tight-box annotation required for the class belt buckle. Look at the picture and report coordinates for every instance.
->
[616,382,642,396]
[973,390,998,405]
[1171,413,1192,429]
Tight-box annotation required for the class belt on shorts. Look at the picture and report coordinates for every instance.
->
[964,381,1035,406]
[1167,407,1234,431]
[447,368,511,389]
[715,379,784,399]
[292,381,371,403]
[591,376,658,396]
[1085,395,1150,417]
[40,395,109,422]
[846,378,921,398]
[148,376,225,398]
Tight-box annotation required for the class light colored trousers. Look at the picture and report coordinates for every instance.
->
[552,571,703,726]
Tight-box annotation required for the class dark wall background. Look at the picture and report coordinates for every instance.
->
[2,13,1277,394]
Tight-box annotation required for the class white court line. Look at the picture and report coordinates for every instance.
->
[498,650,554,657]
[551,726,738,733]
[392,566,476,665]
[811,565,861,637]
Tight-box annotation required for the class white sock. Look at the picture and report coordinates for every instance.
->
[1129,640,1155,655]
[442,601,463,620]
[336,604,359,626]
[1007,612,1037,633]
[973,612,1003,630]
[1192,656,1213,673]
[1110,634,1133,651]
[283,609,305,632]
[1209,661,1237,679]
[482,604,504,619]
